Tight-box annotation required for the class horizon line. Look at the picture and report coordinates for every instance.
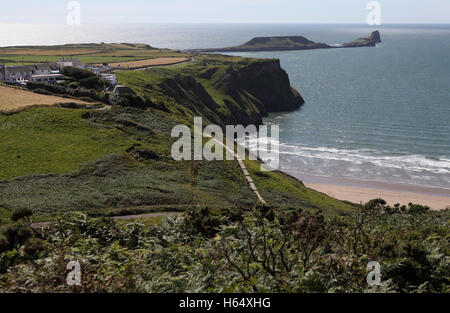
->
[1,22,450,25]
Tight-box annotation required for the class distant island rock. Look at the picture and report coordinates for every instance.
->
[339,31,382,48]
[191,31,381,53]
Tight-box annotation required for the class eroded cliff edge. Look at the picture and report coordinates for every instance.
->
[118,55,305,126]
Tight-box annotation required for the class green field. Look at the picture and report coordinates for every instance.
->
[0,43,188,66]
[0,107,134,180]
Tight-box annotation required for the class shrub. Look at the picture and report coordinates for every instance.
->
[187,207,222,238]
[33,88,52,95]
[3,224,32,249]
[11,208,33,222]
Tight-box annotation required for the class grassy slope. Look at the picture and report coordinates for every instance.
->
[0,53,354,218]
[0,107,133,179]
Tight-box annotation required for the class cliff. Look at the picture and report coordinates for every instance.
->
[339,31,382,48]
[118,55,304,126]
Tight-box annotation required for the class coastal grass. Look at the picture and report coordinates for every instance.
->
[0,107,134,180]
[103,57,189,69]
[0,86,91,113]
[114,215,166,227]
[244,160,354,215]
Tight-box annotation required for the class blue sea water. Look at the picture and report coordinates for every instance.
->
[1,23,449,188]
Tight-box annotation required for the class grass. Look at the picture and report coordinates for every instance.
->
[0,107,134,180]
[104,57,189,69]
[0,86,91,113]
[114,215,166,227]
[0,44,188,65]
[243,160,354,215]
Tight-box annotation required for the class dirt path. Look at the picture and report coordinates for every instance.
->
[210,137,266,204]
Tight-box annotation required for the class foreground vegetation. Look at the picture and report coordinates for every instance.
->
[0,201,448,292]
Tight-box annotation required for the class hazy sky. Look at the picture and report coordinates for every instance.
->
[2,0,450,24]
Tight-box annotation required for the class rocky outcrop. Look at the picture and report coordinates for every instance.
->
[340,31,382,48]
[191,31,381,53]
[212,59,304,114]
[156,59,304,126]
[369,31,382,43]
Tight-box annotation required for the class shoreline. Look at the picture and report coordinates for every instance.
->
[290,173,450,210]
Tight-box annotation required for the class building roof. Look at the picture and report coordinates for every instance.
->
[5,63,59,73]
[58,57,85,67]
[31,73,64,78]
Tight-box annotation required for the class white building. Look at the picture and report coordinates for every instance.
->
[57,57,86,70]
[99,73,117,86]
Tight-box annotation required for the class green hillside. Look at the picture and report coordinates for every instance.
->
[0,53,353,220]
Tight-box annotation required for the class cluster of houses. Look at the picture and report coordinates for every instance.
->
[0,57,118,88]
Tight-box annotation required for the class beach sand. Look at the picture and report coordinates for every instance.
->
[289,173,450,211]
[305,182,450,211]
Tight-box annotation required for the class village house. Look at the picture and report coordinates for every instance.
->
[57,57,86,70]
[0,63,64,84]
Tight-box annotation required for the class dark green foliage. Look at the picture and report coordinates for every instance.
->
[2,223,32,251]
[32,88,52,95]
[187,207,222,237]
[26,81,111,104]
[11,208,33,222]
[61,67,107,90]
[0,201,448,292]
[109,93,148,109]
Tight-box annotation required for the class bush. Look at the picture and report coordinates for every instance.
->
[63,67,106,90]
[79,96,95,103]
[3,224,32,249]
[187,207,222,238]
[67,81,80,89]
[63,67,95,80]
[11,208,33,222]
[33,88,52,95]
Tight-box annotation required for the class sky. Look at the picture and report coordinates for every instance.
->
[1,0,450,24]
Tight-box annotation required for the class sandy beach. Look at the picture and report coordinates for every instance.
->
[305,181,450,211]
[291,174,450,211]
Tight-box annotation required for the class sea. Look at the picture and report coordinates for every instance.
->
[1,23,449,189]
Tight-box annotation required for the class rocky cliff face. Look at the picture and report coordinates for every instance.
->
[369,31,382,43]
[156,59,304,126]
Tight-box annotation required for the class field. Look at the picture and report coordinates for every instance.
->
[0,86,91,113]
[0,43,189,66]
[102,57,190,69]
